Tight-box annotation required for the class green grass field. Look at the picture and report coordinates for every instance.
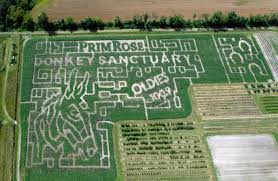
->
[0,36,13,181]
[0,37,7,122]
[0,35,19,181]
[19,32,275,181]
[259,95,278,114]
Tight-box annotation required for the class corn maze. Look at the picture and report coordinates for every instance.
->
[19,32,278,181]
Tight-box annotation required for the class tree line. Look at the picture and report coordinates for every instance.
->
[0,0,278,33]
[37,11,278,34]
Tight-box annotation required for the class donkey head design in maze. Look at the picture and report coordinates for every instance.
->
[27,68,111,169]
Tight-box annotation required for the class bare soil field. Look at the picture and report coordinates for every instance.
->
[41,0,278,21]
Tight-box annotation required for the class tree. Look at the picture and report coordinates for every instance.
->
[114,16,124,29]
[106,21,114,28]
[150,19,160,29]
[226,11,247,28]
[142,13,152,31]
[159,16,168,28]
[236,16,248,28]
[65,17,78,33]
[209,11,226,28]
[96,18,105,30]
[169,15,185,30]
[29,0,37,9]
[18,0,30,11]
[248,14,269,27]
[269,13,278,26]
[145,21,152,31]
[55,19,67,31]
[80,17,97,32]
[191,19,203,28]
[184,19,193,29]
[0,0,17,31]
[45,21,58,36]
[143,13,149,30]
[226,11,238,27]
[23,14,35,31]
[80,17,91,30]
[132,15,145,30]
[5,6,25,30]
[37,12,49,30]
[201,13,210,28]
[123,20,133,29]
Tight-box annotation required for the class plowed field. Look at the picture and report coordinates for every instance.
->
[38,0,278,21]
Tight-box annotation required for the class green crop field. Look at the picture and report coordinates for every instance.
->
[19,32,277,181]
[259,95,278,114]
[115,118,214,181]
[244,82,278,114]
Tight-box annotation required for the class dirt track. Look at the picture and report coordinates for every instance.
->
[44,0,278,21]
